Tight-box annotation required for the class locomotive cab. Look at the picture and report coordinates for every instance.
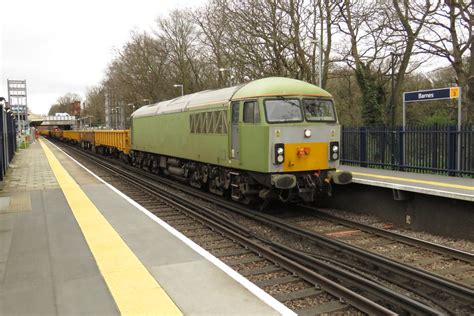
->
[229,80,351,203]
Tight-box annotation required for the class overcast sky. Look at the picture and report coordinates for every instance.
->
[0,0,206,115]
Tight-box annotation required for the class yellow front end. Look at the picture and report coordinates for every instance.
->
[282,142,329,172]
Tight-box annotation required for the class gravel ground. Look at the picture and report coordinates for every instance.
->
[286,292,333,311]
[233,259,271,271]
[248,271,291,282]
[316,208,474,253]
[220,252,255,262]
[264,281,309,295]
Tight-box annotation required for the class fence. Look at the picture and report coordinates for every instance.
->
[0,106,17,181]
[341,124,474,177]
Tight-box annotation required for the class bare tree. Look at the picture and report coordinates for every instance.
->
[83,86,106,126]
[419,0,473,122]
[195,0,231,87]
[48,93,82,115]
[338,0,389,125]
[337,0,435,125]
[104,31,171,103]
[156,9,204,92]
[386,0,439,125]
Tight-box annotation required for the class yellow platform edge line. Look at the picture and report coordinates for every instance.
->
[344,170,474,191]
[39,140,182,316]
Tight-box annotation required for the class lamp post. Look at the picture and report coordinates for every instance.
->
[86,115,93,129]
[309,39,323,87]
[115,106,121,129]
[390,52,401,127]
[219,68,234,87]
[126,103,135,128]
[389,52,402,168]
[173,84,184,96]
[111,109,115,129]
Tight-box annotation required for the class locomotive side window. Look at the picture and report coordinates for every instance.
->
[190,110,228,134]
[303,99,336,122]
[243,101,260,123]
[264,98,303,123]
[231,102,240,123]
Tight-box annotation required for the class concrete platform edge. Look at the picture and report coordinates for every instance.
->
[352,177,474,202]
[44,139,296,316]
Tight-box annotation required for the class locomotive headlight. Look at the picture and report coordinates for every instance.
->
[274,143,285,164]
[329,141,339,161]
[304,129,312,138]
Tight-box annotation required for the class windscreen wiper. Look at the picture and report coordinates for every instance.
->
[276,95,300,107]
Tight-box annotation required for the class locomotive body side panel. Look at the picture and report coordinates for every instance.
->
[132,107,231,167]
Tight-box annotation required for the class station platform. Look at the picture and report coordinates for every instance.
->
[0,140,293,315]
[340,165,474,202]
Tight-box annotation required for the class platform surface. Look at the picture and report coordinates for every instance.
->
[0,141,291,315]
[341,165,474,202]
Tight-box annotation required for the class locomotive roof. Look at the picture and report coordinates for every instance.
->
[132,77,332,118]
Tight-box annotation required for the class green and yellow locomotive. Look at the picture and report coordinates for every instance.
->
[131,77,351,204]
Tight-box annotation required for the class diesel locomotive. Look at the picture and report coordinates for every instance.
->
[130,77,351,203]
[55,77,351,204]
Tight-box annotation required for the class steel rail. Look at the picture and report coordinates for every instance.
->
[56,140,474,314]
[64,141,473,313]
[91,146,473,266]
[219,202,474,312]
[270,242,441,315]
[55,142,395,315]
[300,205,474,263]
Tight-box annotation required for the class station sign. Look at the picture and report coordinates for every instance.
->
[404,87,460,103]
[9,105,28,113]
[402,86,462,171]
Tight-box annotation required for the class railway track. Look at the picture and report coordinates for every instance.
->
[52,139,474,315]
[285,206,474,286]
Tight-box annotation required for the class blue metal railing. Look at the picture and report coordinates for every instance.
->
[341,124,474,177]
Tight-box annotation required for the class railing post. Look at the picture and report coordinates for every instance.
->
[359,127,367,167]
[431,124,438,170]
[381,126,386,167]
[447,125,457,176]
[390,128,396,169]
[398,126,404,171]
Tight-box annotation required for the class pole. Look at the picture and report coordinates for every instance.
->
[402,94,406,130]
[390,53,396,127]
[180,85,183,96]
[457,88,462,172]
[319,14,323,88]
[119,107,122,129]
[402,93,406,166]
[25,81,28,136]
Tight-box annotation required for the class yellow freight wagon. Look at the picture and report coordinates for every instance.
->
[49,130,63,139]
[62,131,81,143]
[79,131,95,146]
[94,130,130,154]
